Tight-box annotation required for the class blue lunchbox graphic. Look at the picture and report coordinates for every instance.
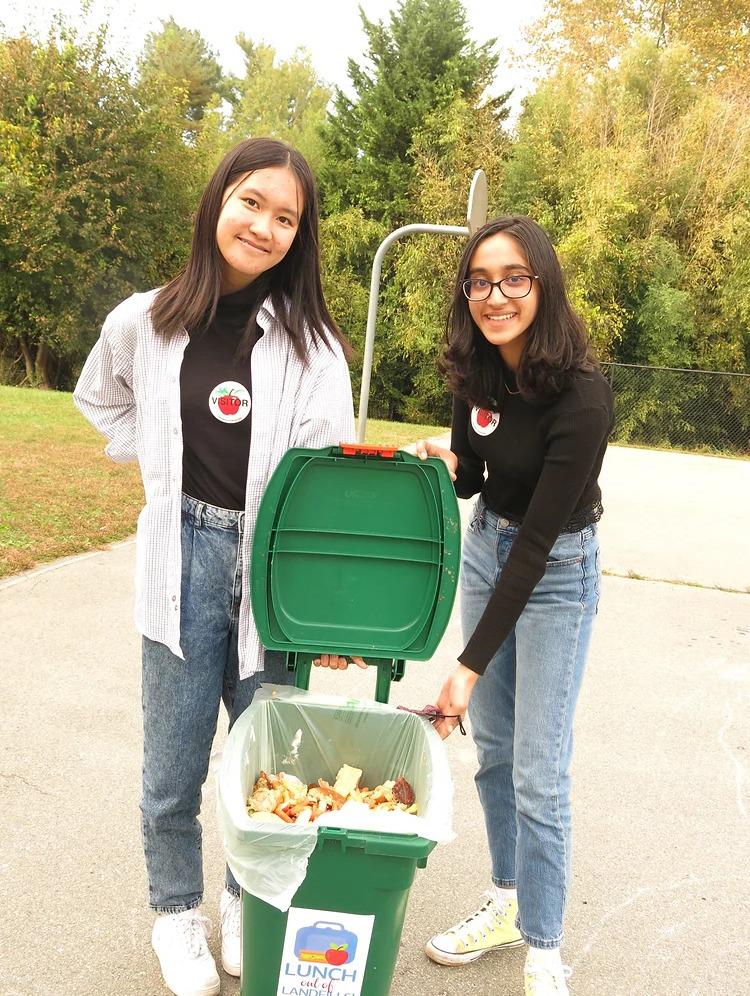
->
[295,920,358,965]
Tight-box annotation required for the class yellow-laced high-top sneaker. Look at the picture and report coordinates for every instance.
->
[425,892,525,966]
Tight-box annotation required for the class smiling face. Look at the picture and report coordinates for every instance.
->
[467,231,540,370]
[216,166,303,293]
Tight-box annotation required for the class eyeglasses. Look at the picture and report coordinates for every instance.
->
[462,274,539,301]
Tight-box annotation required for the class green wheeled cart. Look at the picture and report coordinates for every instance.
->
[241,826,434,996]
[231,442,460,996]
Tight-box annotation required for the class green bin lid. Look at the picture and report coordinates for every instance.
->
[251,445,460,659]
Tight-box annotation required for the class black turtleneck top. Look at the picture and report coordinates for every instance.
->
[180,284,265,510]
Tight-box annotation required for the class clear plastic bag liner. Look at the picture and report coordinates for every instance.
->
[217,684,454,911]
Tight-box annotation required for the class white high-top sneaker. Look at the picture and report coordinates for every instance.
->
[151,909,221,996]
[218,888,241,976]
[524,947,572,995]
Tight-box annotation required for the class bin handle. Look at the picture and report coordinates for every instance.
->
[289,653,405,704]
[310,921,347,931]
[339,442,402,460]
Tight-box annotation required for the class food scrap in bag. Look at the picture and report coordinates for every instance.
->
[247,765,418,825]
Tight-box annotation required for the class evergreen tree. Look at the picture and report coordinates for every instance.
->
[138,17,228,133]
[319,0,501,225]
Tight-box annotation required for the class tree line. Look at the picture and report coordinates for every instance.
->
[1,0,748,430]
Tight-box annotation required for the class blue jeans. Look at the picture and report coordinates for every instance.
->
[140,494,292,913]
[463,496,600,948]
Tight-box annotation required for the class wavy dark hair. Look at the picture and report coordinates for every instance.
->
[441,216,596,406]
[150,137,349,361]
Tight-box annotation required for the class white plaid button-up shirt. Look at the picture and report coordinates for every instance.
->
[74,289,355,676]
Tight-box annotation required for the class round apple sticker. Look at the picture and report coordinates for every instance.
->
[209,381,250,424]
[471,405,500,436]
[324,944,350,965]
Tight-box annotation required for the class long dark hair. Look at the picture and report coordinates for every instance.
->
[151,137,349,361]
[441,216,596,406]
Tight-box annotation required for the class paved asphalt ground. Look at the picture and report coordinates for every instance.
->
[2,444,749,996]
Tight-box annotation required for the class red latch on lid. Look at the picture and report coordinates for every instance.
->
[340,442,398,459]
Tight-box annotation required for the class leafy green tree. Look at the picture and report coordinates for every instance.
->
[527,0,750,79]
[0,22,200,388]
[138,17,228,133]
[318,208,387,407]
[224,38,331,171]
[319,0,501,225]
[499,33,749,450]
[370,94,510,422]
[502,36,750,367]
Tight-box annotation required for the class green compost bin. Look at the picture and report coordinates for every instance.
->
[238,443,460,996]
[240,826,433,996]
[250,444,460,681]
[224,690,451,996]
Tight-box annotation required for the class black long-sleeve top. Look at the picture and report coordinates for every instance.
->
[454,368,614,675]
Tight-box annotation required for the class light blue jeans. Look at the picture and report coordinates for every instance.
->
[463,495,600,948]
[140,494,292,913]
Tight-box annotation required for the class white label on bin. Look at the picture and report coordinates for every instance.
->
[276,907,375,996]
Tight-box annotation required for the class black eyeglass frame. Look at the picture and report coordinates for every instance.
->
[462,275,540,302]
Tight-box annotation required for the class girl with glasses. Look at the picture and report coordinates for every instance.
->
[74,138,358,996]
[416,216,614,996]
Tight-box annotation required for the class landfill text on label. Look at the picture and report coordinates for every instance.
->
[280,986,357,996]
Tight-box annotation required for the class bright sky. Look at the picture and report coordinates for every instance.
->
[3,0,546,115]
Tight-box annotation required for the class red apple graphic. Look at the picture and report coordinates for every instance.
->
[218,390,241,416]
[324,944,349,966]
[476,408,493,428]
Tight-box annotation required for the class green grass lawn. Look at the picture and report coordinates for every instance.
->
[0,385,447,579]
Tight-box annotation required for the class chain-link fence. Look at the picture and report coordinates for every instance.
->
[601,363,750,456]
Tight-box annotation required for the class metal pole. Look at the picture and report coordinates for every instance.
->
[357,223,468,442]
